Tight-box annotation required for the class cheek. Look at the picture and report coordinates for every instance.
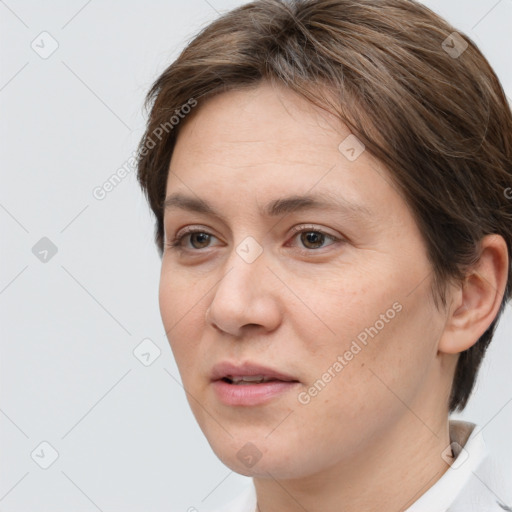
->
[294,264,438,411]
[290,304,437,462]
[360,300,437,408]
[158,267,181,334]
[158,260,206,328]
[159,263,205,376]
[285,264,396,362]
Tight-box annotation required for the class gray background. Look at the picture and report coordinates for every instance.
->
[1,0,511,510]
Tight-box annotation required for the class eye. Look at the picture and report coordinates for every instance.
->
[165,225,343,254]
[166,227,219,251]
[288,225,341,251]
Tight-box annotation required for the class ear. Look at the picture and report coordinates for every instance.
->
[438,234,509,355]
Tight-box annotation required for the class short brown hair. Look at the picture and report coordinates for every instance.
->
[136,0,512,413]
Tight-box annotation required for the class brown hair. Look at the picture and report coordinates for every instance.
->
[136,0,512,413]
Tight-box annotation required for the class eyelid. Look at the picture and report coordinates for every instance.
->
[175,225,217,240]
[170,224,340,245]
[288,223,341,240]
[167,225,222,250]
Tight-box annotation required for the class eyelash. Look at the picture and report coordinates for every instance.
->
[165,225,343,255]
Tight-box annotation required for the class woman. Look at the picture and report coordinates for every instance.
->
[136,0,512,510]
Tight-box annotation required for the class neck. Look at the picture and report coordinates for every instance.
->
[253,413,452,512]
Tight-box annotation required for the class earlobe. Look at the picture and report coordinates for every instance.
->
[438,234,509,355]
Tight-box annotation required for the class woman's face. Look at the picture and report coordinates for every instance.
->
[159,81,453,478]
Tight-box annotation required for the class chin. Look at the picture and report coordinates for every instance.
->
[206,434,313,479]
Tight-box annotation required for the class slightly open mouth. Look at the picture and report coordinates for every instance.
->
[221,376,299,385]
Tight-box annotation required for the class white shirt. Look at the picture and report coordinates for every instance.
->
[205,420,511,512]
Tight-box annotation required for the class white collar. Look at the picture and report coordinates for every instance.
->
[405,419,499,511]
[406,419,511,511]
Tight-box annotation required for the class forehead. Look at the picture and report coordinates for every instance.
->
[165,82,406,227]
[171,82,351,163]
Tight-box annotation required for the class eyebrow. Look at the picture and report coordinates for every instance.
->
[163,191,373,222]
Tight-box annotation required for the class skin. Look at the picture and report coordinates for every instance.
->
[159,80,508,512]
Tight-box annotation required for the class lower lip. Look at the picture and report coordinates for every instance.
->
[212,380,300,406]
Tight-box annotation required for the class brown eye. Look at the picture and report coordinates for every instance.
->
[300,231,326,249]
[287,225,342,254]
[189,232,211,249]
[166,229,218,251]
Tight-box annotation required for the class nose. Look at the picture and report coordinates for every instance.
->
[205,249,282,338]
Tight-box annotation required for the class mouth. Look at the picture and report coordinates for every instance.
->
[220,375,299,385]
[210,361,300,384]
[210,362,300,406]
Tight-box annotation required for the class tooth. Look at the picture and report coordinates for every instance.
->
[229,375,271,384]
[242,376,266,382]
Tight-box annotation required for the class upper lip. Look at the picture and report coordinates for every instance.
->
[210,361,299,382]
